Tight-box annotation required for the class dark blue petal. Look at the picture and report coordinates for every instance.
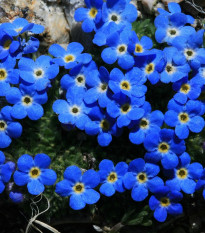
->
[34,153,51,168]
[161,153,179,169]
[131,184,148,201]
[17,154,34,172]
[147,177,164,193]
[40,169,57,185]
[188,116,204,133]
[69,194,86,210]
[100,182,115,196]
[154,206,167,222]
[123,172,136,190]
[82,169,100,188]
[14,171,29,186]
[128,158,145,173]
[181,178,196,194]
[101,47,117,64]
[64,165,82,183]
[27,179,45,195]
[97,132,112,146]
[175,124,189,139]
[55,179,72,197]
[27,103,44,120]
[82,189,100,204]
[149,195,160,210]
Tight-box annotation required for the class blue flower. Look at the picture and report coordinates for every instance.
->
[165,99,204,139]
[128,32,153,56]
[100,0,137,32]
[0,56,19,96]
[172,29,205,70]
[0,106,22,148]
[144,129,186,169]
[61,61,97,91]
[18,55,59,91]
[55,165,100,210]
[135,50,165,85]
[172,77,201,104]
[123,158,163,201]
[14,153,57,195]
[84,66,111,108]
[85,106,122,147]
[0,151,13,193]
[165,152,203,194]
[154,11,195,45]
[6,84,48,120]
[0,18,44,36]
[74,0,103,33]
[49,42,92,69]
[0,31,19,60]
[108,67,147,98]
[107,93,145,128]
[129,102,164,145]
[160,47,190,83]
[149,185,183,222]
[101,28,134,70]
[52,87,89,130]
[98,159,128,196]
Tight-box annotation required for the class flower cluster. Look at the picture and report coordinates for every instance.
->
[52,0,205,148]
[1,0,205,226]
[0,18,59,148]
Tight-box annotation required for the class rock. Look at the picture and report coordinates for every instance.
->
[141,0,158,13]
[161,0,184,5]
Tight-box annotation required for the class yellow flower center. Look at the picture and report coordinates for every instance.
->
[177,168,188,179]
[160,197,170,207]
[107,172,118,183]
[158,142,170,153]
[145,63,154,74]
[73,182,85,194]
[29,167,41,179]
[0,69,7,81]
[0,121,7,131]
[15,27,23,32]
[3,40,12,50]
[120,103,131,114]
[139,118,149,129]
[137,172,147,183]
[22,96,33,106]
[135,44,143,53]
[180,84,190,94]
[64,54,75,63]
[89,8,98,18]
[120,80,130,90]
[100,119,110,131]
[178,112,189,123]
